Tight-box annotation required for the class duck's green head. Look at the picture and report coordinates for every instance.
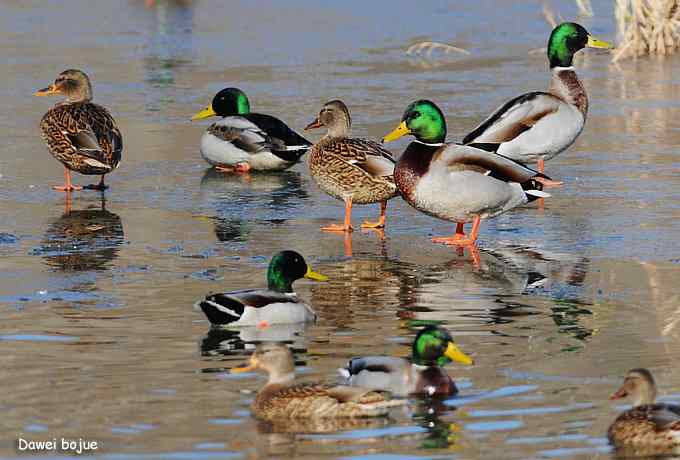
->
[267,250,328,293]
[191,87,251,120]
[412,326,473,367]
[382,100,446,144]
[547,23,612,68]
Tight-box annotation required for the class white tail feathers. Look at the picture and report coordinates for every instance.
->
[526,190,551,198]
[83,158,112,170]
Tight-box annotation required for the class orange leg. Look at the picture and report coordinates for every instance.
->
[53,168,83,192]
[432,216,481,246]
[322,199,353,232]
[537,159,545,175]
[362,201,387,229]
[343,232,353,257]
[63,191,73,214]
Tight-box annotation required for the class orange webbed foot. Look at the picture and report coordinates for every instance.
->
[321,224,353,233]
[431,235,477,247]
[535,177,563,188]
[361,220,385,229]
[53,185,83,192]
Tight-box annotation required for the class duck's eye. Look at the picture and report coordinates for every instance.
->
[412,111,421,119]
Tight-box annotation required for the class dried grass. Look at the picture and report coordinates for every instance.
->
[614,0,680,61]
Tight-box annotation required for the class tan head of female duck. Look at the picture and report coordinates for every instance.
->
[305,100,352,138]
[232,343,296,385]
[35,69,93,103]
[610,368,657,407]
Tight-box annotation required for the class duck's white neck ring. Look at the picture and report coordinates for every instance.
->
[414,140,445,147]
[552,66,576,72]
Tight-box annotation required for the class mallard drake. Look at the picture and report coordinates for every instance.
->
[195,250,327,328]
[35,69,123,192]
[339,326,473,397]
[232,343,405,420]
[462,23,612,175]
[383,100,552,247]
[305,100,397,232]
[608,368,680,455]
[191,88,311,172]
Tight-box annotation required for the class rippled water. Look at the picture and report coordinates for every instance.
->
[1,1,680,459]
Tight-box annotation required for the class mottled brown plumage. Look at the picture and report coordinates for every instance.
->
[36,69,123,191]
[232,343,404,421]
[608,369,680,456]
[305,100,397,231]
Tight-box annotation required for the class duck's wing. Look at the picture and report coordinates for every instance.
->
[41,105,115,170]
[439,144,542,183]
[196,289,298,325]
[325,138,396,179]
[343,356,408,377]
[86,103,123,166]
[245,113,312,151]
[648,404,680,428]
[207,117,274,154]
[462,91,561,146]
[437,144,550,200]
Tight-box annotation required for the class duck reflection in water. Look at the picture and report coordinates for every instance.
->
[36,193,124,271]
[200,170,308,243]
[411,399,464,450]
[200,323,310,360]
[138,0,195,105]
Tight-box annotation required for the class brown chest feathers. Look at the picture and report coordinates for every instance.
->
[549,68,588,116]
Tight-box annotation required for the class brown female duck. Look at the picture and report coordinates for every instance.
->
[35,69,123,191]
[608,368,680,456]
[232,343,404,420]
[305,100,397,232]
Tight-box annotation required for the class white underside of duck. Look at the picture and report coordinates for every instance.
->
[200,131,293,171]
[412,169,528,223]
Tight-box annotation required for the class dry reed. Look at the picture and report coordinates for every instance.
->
[614,0,680,61]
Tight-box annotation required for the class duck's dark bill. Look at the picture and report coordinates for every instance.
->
[304,118,323,130]
[34,85,60,96]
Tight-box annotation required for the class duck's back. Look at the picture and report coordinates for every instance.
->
[40,102,122,173]
[608,403,680,454]
[254,381,398,420]
[309,137,396,204]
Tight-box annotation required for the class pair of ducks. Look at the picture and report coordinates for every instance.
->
[192,22,611,246]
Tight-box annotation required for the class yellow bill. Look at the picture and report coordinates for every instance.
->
[586,35,613,49]
[382,121,410,143]
[34,84,60,97]
[305,265,328,282]
[444,342,473,365]
[231,356,258,373]
[191,104,217,120]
